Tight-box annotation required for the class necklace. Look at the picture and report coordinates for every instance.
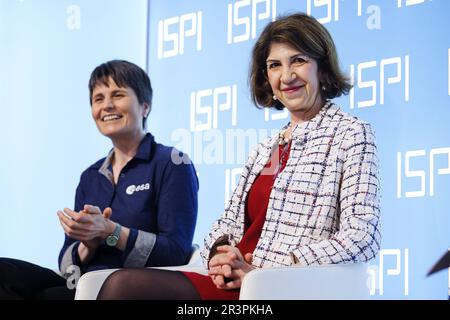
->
[278,123,292,146]
[273,135,291,180]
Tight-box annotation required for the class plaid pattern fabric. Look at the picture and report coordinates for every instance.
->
[201,102,381,268]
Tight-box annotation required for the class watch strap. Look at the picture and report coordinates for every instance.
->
[112,223,122,238]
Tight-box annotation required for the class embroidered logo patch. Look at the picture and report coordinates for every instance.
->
[126,183,150,195]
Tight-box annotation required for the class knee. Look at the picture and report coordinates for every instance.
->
[105,269,133,287]
[0,259,17,284]
[97,269,132,300]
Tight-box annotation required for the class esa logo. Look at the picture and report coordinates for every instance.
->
[126,183,150,195]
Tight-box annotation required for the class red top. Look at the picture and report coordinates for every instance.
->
[183,143,291,300]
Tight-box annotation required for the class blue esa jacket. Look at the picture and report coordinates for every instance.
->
[58,133,198,275]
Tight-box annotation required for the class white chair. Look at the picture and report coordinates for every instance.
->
[239,262,369,300]
[75,254,370,300]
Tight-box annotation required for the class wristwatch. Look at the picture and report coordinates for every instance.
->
[106,223,122,247]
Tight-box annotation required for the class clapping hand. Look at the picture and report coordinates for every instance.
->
[57,205,113,249]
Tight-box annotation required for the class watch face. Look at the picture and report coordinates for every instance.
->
[106,235,118,247]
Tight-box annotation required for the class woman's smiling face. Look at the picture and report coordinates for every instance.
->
[91,77,147,140]
[266,42,324,123]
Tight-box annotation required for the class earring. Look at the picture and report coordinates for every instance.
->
[273,95,277,101]
[321,85,326,91]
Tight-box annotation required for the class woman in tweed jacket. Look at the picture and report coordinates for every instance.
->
[202,13,381,290]
[97,13,380,299]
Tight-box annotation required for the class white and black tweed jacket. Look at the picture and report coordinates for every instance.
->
[201,102,381,268]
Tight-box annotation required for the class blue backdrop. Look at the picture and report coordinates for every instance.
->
[1,0,449,299]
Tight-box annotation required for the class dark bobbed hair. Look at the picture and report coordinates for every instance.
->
[88,60,153,129]
[249,13,352,110]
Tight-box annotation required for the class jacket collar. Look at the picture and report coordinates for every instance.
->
[265,101,338,152]
[133,132,154,161]
[290,100,336,140]
[94,132,155,171]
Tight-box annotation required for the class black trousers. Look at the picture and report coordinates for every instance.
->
[0,258,75,300]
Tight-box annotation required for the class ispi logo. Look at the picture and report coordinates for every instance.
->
[126,183,150,195]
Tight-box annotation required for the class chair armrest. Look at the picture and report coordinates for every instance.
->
[239,263,369,300]
[187,243,202,266]
[75,268,120,300]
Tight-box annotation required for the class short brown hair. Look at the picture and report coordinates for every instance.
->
[249,13,352,110]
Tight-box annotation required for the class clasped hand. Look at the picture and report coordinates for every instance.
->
[57,205,113,249]
[208,245,255,290]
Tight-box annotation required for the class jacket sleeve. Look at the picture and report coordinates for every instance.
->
[290,121,381,265]
[200,142,263,268]
[123,152,199,268]
[58,173,85,276]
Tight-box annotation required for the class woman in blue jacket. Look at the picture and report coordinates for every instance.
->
[0,60,198,299]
